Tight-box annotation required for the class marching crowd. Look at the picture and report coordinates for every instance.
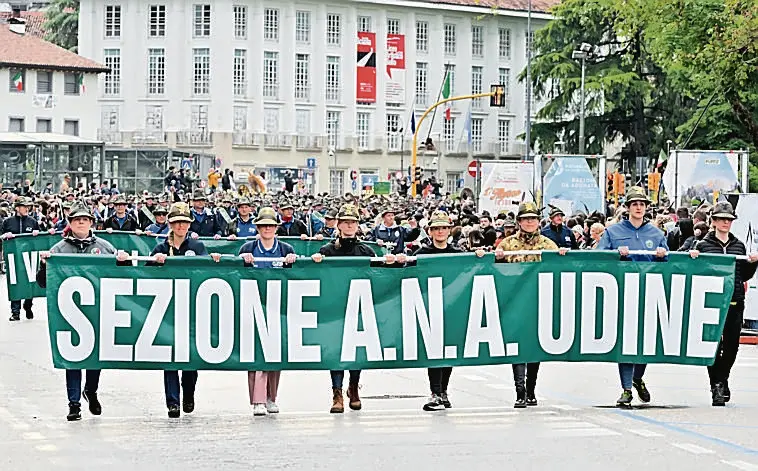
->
[0,181,754,421]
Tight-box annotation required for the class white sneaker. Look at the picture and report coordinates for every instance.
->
[266,399,279,413]
[253,403,267,416]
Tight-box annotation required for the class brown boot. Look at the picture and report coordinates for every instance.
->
[347,383,362,411]
[330,388,344,413]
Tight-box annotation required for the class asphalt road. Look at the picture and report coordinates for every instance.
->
[1,289,757,471]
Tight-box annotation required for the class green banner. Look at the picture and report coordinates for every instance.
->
[45,252,735,371]
[4,233,382,301]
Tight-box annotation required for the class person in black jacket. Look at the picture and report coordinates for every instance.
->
[102,195,139,232]
[311,203,395,414]
[148,202,222,418]
[277,201,308,238]
[479,214,498,248]
[188,190,222,238]
[688,202,758,406]
[2,197,41,321]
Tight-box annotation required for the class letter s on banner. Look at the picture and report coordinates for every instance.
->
[57,276,96,362]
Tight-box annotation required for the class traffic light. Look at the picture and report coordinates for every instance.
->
[613,171,625,195]
[606,171,614,197]
[414,166,423,183]
[490,84,506,107]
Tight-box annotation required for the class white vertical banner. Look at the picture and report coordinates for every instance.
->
[477,162,535,216]
[731,193,758,322]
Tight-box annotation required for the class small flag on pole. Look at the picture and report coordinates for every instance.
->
[441,71,452,120]
[77,75,85,94]
[410,112,416,135]
[12,72,23,92]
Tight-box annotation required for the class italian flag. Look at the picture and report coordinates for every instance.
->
[441,71,451,120]
[12,72,23,91]
[78,75,85,93]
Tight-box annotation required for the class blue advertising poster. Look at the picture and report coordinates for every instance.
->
[662,151,739,207]
[542,158,602,216]
[361,174,379,190]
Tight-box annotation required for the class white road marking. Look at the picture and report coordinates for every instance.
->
[548,421,600,429]
[552,404,579,411]
[722,460,758,470]
[486,384,510,390]
[35,444,58,452]
[546,428,620,437]
[22,432,45,440]
[627,429,664,438]
[460,374,487,382]
[672,443,714,454]
[591,415,622,425]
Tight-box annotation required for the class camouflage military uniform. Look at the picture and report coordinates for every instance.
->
[496,230,558,262]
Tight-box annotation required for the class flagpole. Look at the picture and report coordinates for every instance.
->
[402,93,417,179]
[525,0,532,161]
[426,62,450,144]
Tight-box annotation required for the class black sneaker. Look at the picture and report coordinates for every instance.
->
[24,308,33,320]
[67,402,82,421]
[616,389,633,407]
[632,379,651,403]
[83,391,102,415]
[712,383,726,407]
[526,390,538,407]
[423,394,445,411]
[8,313,20,322]
[514,389,527,409]
[440,392,451,409]
[183,393,195,414]
[167,404,181,418]
[723,380,731,403]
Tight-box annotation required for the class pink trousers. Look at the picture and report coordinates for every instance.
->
[247,371,281,404]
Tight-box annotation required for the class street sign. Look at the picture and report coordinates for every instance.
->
[350,169,358,180]
[395,171,402,179]
[351,180,358,190]
[468,160,479,177]
[306,157,317,169]
[374,182,391,195]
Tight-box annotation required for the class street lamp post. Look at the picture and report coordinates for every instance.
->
[571,43,593,154]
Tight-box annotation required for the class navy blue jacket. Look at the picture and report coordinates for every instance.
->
[149,236,208,257]
[366,225,421,254]
[541,224,579,249]
[190,209,222,237]
[2,214,39,235]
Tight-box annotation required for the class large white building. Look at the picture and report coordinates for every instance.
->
[78,0,554,194]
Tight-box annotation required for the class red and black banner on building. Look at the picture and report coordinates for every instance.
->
[356,32,377,103]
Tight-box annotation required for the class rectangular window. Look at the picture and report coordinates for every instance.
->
[386,113,400,151]
[356,112,370,150]
[145,105,163,130]
[325,56,341,103]
[101,105,119,131]
[471,118,483,152]
[499,27,511,60]
[36,71,52,93]
[387,18,400,35]
[296,11,310,43]
[263,51,279,100]
[294,53,310,102]
[498,67,511,111]
[446,172,461,194]
[8,118,25,132]
[191,104,209,132]
[416,20,428,52]
[264,108,279,134]
[526,30,535,58]
[149,5,166,37]
[192,48,210,95]
[147,48,165,95]
[9,69,24,93]
[415,62,428,107]
[329,170,345,195]
[233,106,247,131]
[264,8,279,41]
[326,110,341,149]
[233,49,247,97]
[471,66,483,109]
[64,119,79,136]
[104,5,121,38]
[103,49,121,95]
[357,15,372,33]
[444,23,456,56]
[233,5,247,39]
[36,118,52,133]
[471,25,484,57]
[193,4,211,37]
[296,109,311,135]
[64,73,81,95]
[498,119,511,154]
[443,118,455,152]
[326,13,341,46]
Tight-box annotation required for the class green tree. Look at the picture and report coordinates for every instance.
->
[44,0,79,52]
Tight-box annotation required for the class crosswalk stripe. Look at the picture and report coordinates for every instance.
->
[722,460,758,471]
[672,443,714,454]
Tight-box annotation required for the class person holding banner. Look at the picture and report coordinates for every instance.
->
[238,207,297,416]
[277,201,309,238]
[688,202,758,406]
[148,202,222,418]
[495,202,567,408]
[596,186,668,407]
[226,196,257,239]
[312,204,389,413]
[36,201,130,421]
[541,206,579,250]
[2,197,40,321]
[144,205,169,236]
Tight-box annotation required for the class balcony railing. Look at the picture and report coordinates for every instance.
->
[132,130,167,145]
[294,134,324,150]
[232,131,260,147]
[176,129,212,146]
[263,133,293,149]
[97,129,123,145]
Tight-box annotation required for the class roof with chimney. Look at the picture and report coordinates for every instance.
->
[0,23,108,73]
[0,10,46,38]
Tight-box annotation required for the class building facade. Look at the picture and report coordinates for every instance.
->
[0,21,106,138]
[78,0,553,194]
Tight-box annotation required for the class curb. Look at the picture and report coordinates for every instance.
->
[740,336,758,345]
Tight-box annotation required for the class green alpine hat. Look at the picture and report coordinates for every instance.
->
[111,195,127,205]
[236,196,252,207]
[167,202,193,223]
[624,186,651,205]
[14,197,33,207]
[548,205,565,218]
[516,202,540,219]
[428,211,453,228]
[279,200,294,210]
[68,201,95,221]
[337,204,360,221]
[711,202,737,220]
[254,207,280,225]
[192,189,207,201]
[153,206,168,215]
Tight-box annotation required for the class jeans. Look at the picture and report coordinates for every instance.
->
[330,370,361,389]
[66,369,101,404]
[164,370,198,407]
[513,363,540,391]
[618,363,647,390]
[10,299,32,314]
[428,367,453,395]
[708,301,744,386]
